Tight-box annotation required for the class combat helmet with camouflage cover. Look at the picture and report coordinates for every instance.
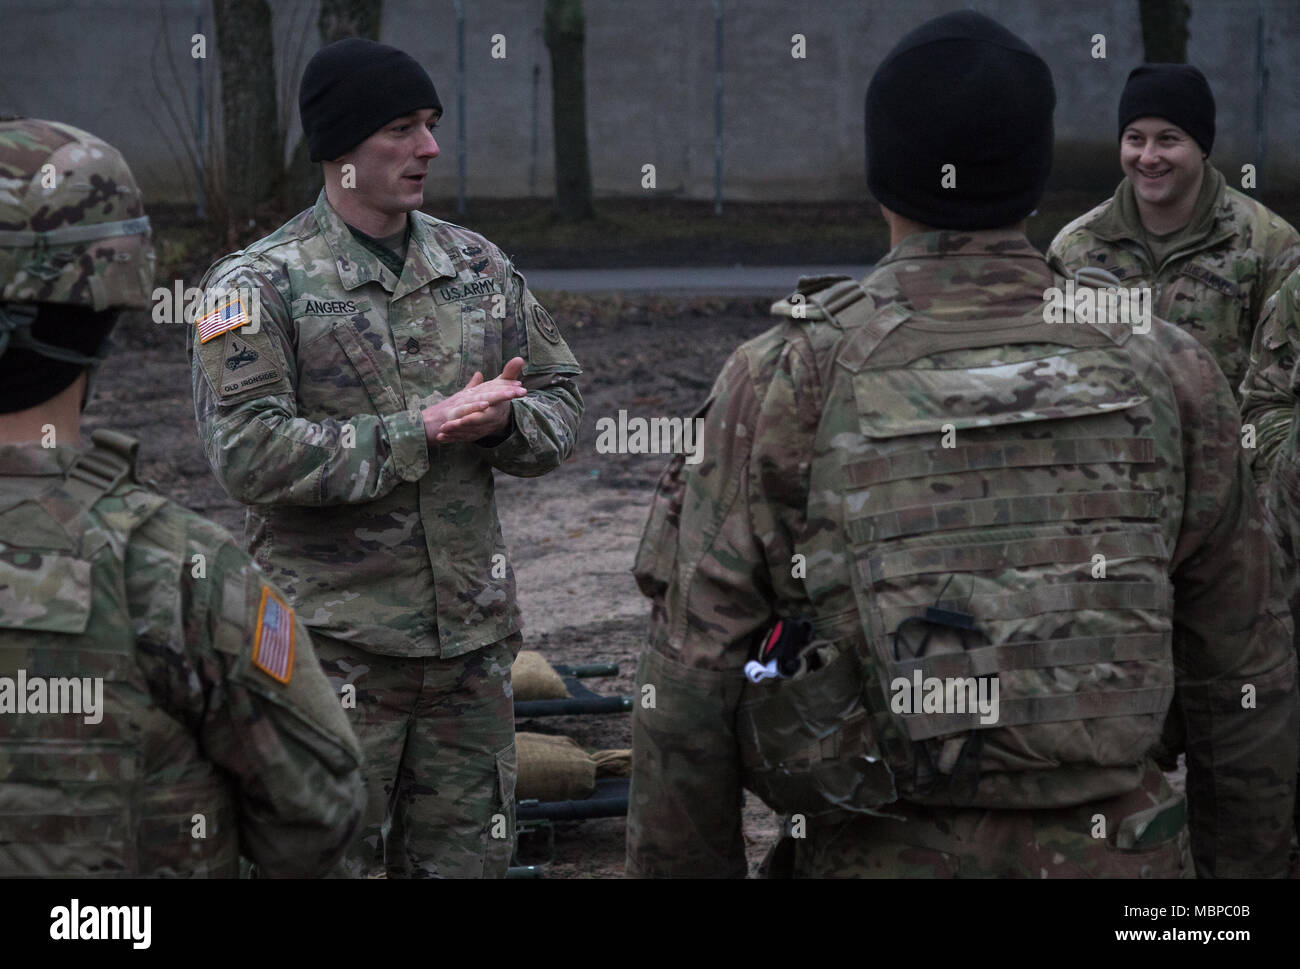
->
[0,118,154,365]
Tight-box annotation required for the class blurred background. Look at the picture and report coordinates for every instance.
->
[2,0,1296,268]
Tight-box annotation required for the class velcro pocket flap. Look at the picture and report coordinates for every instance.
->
[853,348,1148,438]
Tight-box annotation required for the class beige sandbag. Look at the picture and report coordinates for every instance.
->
[592,748,631,778]
[516,732,596,802]
[512,650,569,701]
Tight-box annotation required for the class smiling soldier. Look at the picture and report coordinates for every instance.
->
[625,13,1298,880]
[1049,64,1300,401]
[187,38,583,878]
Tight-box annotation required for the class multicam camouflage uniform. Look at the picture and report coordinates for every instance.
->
[1240,270,1300,634]
[1240,269,1300,846]
[0,118,364,876]
[627,231,1299,878]
[0,433,365,876]
[1241,269,1300,483]
[188,190,582,877]
[1047,166,1300,401]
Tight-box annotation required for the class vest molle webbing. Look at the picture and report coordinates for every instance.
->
[819,291,1179,809]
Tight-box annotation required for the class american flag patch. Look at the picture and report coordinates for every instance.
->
[196,296,249,344]
[252,586,295,684]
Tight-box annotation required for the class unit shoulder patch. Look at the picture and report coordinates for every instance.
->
[531,304,561,344]
[217,331,281,398]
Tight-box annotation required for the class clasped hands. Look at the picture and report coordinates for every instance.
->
[421,357,527,445]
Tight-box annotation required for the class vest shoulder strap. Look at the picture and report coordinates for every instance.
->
[62,429,140,510]
[807,278,876,328]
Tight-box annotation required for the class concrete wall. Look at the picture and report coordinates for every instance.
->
[1,0,1295,203]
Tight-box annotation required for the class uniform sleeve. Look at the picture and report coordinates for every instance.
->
[1045,227,1077,277]
[1255,218,1300,328]
[1164,333,1300,879]
[188,257,430,506]
[626,334,820,878]
[474,265,583,477]
[127,509,364,877]
[1240,271,1300,482]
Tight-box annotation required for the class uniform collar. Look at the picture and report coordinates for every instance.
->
[870,230,1052,319]
[312,189,458,299]
[0,440,80,477]
[876,229,1043,267]
[1090,164,1232,249]
[400,212,460,301]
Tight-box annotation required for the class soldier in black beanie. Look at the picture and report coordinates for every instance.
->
[188,37,583,880]
[1049,61,1300,401]
[865,9,1055,231]
[627,7,1299,880]
[298,37,442,163]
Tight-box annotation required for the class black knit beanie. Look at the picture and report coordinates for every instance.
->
[299,38,442,162]
[865,10,1055,230]
[1118,64,1215,155]
[0,306,117,413]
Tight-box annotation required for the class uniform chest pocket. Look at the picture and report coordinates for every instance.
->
[402,299,499,395]
[296,314,404,418]
[460,305,503,385]
[1166,265,1252,375]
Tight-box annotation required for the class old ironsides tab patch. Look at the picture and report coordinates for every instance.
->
[218,332,280,398]
[252,585,295,684]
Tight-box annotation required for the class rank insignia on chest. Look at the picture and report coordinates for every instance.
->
[252,585,295,684]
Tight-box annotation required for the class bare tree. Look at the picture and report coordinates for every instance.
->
[141,0,226,228]
[544,0,594,221]
[213,0,280,237]
[319,0,383,40]
[1138,0,1191,62]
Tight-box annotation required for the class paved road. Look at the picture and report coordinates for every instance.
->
[527,265,873,296]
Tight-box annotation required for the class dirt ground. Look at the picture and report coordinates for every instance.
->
[87,292,783,879]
